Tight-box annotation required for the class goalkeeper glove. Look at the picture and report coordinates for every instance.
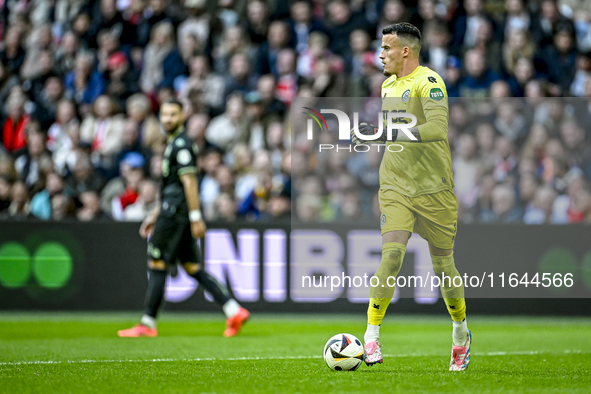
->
[350,123,397,145]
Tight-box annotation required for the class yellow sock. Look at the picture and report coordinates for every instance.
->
[431,253,466,322]
[367,242,406,326]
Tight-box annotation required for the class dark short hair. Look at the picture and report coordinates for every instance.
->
[382,22,421,42]
[161,98,183,111]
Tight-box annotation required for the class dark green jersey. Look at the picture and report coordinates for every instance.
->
[161,127,198,211]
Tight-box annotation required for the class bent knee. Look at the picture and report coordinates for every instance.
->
[386,249,402,262]
[431,254,456,276]
[380,250,403,275]
[429,243,453,256]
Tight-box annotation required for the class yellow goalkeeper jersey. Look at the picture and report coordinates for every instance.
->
[379,65,454,197]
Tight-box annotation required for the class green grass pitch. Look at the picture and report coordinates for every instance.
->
[1,313,590,393]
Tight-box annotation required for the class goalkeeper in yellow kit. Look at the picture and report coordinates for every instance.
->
[351,23,470,371]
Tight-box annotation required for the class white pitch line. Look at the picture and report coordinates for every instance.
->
[0,350,587,367]
[0,355,322,366]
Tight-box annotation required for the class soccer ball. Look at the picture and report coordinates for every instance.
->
[323,333,364,371]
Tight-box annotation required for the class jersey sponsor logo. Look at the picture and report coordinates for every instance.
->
[429,88,445,101]
[401,89,411,103]
[427,76,437,83]
[380,213,387,229]
[177,149,192,165]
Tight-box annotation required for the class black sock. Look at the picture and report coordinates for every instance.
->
[191,270,231,305]
[144,269,168,318]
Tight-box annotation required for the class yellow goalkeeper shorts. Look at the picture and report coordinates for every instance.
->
[378,188,458,249]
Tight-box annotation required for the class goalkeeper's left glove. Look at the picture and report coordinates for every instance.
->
[350,123,396,145]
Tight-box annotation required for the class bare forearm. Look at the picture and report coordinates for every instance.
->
[180,173,201,212]
[149,204,161,220]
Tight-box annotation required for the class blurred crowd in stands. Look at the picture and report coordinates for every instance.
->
[294,97,591,224]
[0,0,590,224]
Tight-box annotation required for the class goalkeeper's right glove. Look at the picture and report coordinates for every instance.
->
[350,123,389,145]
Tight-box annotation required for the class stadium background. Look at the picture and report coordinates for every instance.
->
[0,0,591,315]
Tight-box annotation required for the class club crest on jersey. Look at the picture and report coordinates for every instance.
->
[429,88,444,101]
[401,89,411,103]
[380,214,387,229]
[177,149,192,165]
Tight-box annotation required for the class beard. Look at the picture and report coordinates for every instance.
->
[383,70,392,77]
[164,122,181,134]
